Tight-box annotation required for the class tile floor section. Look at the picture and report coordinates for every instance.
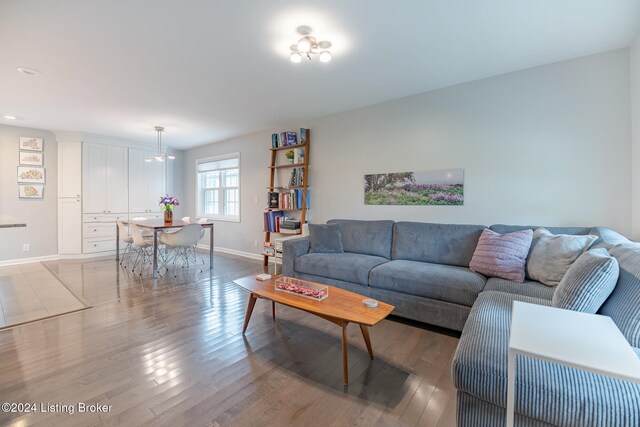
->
[0,262,89,328]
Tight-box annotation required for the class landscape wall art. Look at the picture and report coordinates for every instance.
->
[364,168,464,206]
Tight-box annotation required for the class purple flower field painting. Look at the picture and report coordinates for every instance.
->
[364,168,464,206]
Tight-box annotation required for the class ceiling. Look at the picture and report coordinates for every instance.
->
[1,0,639,149]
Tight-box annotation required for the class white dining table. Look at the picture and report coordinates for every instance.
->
[116,218,214,279]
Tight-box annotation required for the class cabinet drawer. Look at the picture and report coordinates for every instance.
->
[84,238,117,253]
[83,213,128,223]
[83,223,115,238]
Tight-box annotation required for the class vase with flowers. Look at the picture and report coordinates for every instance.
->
[160,195,180,222]
[285,150,295,164]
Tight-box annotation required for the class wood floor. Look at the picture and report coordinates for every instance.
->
[0,253,459,427]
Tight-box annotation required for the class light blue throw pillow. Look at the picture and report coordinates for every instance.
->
[599,243,640,347]
[308,223,344,254]
[552,248,619,313]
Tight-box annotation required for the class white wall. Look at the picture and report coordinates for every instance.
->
[0,124,58,261]
[631,36,640,240]
[185,49,632,255]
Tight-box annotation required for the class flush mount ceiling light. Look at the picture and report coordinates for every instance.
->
[17,67,41,76]
[289,30,332,63]
[145,126,176,162]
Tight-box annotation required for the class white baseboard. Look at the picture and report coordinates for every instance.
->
[196,244,263,261]
[0,254,60,267]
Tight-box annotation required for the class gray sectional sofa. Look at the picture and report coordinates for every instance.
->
[282,219,640,426]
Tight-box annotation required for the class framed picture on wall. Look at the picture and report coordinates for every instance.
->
[18,184,44,199]
[19,137,44,151]
[19,151,44,166]
[17,166,45,183]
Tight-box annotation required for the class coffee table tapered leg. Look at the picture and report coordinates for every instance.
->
[359,324,374,359]
[272,301,276,321]
[342,322,349,385]
[242,294,257,334]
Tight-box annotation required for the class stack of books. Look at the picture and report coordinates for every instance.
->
[263,210,284,232]
[270,128,308,149]
[267,189,310,210]
[280,220,301,235]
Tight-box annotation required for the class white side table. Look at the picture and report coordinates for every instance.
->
[507,301,640,427]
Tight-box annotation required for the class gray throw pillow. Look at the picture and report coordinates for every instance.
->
[308,223,344,254]
[526,228,597,286]
[552,248,619,313]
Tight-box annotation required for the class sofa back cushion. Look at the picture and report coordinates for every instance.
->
[489,224,593,236]
[327,219,394,259]
[589,226,632,249]
[599,243,640,347]
[392,222,485,267]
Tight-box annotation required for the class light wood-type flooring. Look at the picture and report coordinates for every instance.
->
[0,253,459,426]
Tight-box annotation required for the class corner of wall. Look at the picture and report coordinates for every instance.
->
[631,35,640,240]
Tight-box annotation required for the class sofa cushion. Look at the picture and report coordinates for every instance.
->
[599,243,640,347]
[526,228,597,286]
[369,260,486,306]
[294,253,388,286]
[391,222,485,267]
[308,223,343,254]
[489,224,593,236]
[469,228,533,282]
[484,278,554,300]
[453,291,640,426]
[590,226,632,249]
[552,248,618,313]
[327,219,394,259]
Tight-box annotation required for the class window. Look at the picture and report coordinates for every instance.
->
[196,153,240,221]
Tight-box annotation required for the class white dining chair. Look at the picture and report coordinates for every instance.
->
[117,220,135,268]
[159,224,204,275]
[130,223,155,275]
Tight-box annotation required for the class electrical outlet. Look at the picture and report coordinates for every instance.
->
[22,243,30,252]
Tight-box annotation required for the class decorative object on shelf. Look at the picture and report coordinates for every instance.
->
[285,150,295,164]
[275,277,328,301]
[18,184,44,199]
[160,195,180,222]
[19,137,43,151]
[17,166,45,183]
[364,168,464,206]
[289,26,332,63]
[145,126,176,162]
[19,151,43,165]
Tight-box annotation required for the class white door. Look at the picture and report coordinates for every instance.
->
[146,160,166,212]
[83,143,107,213]
[58,198,82,254]
[58,141,82,198]
[128,148,147,212]
[106,146,128,213]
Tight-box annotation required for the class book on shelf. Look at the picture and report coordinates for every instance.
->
[271,133,278,148]
[300,128,308,144]
[266,189,309,210]
[293,148,304,164]
[263,210,285,232]
[289,167,304,186]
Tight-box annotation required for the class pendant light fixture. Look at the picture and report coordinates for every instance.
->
[145,126,175,162]
[289,28,332,63]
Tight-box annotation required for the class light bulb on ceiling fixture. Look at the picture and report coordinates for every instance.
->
[144,158,153,162]
[319,51,332,63]
[167,154,176,160]
[155,155,165,161]
[290,52,302,63]
[297,37,312,53]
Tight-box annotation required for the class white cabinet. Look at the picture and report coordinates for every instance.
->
[83,143,128,213]
[58,141,83,255]
[58,198,82,254]
[129,148,166,213]
[58,141,82,198]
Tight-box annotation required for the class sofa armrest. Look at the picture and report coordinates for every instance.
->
[282,237,309,277]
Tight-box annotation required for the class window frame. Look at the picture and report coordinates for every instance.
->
[196,152,241,222]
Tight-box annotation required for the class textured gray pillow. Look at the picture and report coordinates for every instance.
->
[552,248,619,313]
[308,223,344,254]
[526,228,597,286]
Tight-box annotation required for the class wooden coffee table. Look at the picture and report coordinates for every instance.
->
[233,275,394,385]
